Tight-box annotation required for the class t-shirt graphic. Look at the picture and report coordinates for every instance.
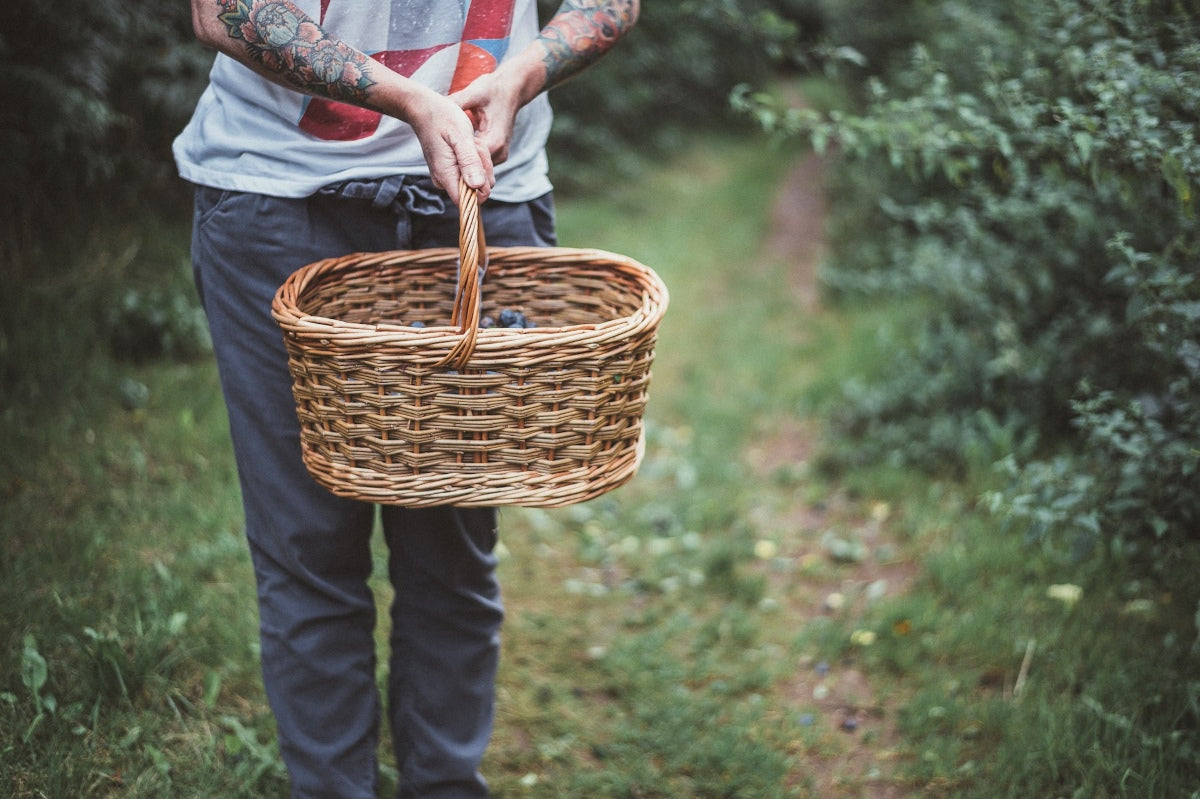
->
[299,0,515,141]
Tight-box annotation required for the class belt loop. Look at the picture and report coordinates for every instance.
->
[394,210,412,248]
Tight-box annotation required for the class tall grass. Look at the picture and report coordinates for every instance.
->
[3,134,1197,798]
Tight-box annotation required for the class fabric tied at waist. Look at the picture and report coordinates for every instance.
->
[318,175,448,217]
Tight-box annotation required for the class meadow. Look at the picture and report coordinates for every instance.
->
[2,134,1197,797]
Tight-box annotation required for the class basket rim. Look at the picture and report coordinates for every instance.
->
[270,244,670,353]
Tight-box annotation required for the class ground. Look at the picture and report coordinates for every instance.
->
[760,151,917,798]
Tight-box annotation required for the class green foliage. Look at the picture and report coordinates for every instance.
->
[566,615,791,798]
[539,0,823,191]
[106,274,213,363]
[809,0,928,84]
[12,636,55,744]
[2,0,819,271]
[737,0,1200,570]
[1,0,209,259]
[0,334,279,796]
[4,129,1199,798]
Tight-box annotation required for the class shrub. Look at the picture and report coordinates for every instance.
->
[736,0,1199,564]
[106,282,212,363]
[1,0,208,262]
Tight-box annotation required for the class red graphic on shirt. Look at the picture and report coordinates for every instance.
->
[298,0,513,141]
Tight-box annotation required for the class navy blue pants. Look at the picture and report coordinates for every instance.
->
[191,177,556,798]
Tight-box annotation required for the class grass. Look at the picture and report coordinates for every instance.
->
[3,133,1199,798]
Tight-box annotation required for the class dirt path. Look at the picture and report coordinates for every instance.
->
[759,152,916,798]
[767,151,827,312]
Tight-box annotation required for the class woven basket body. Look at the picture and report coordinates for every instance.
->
[271,189,668,507]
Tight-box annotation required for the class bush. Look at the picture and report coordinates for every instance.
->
[737,0,1199,561]
[106,280,212,363]
[1,0,208,264]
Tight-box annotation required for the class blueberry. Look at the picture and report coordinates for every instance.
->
[480,316,496,329]
[409,320,425,329]
[498,308,526,328]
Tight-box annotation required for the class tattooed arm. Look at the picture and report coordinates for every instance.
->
[453,0,639,165]
[189,0,492,201]
[535,0,641,91]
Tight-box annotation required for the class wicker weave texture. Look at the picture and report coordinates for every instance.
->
[271,241,668,508]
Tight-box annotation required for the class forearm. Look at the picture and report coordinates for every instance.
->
[490,0,639,109]
[190,0,434,122]
[189,0,491,199]
[537,0,640,92]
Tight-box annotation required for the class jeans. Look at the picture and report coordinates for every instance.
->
[190,176,556,798]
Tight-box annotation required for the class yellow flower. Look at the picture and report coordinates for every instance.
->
[850,629,877,646]
[754,540,779,560]
[1046,583,1082,607]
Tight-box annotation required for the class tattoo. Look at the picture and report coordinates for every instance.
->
[214,0,375,105]
[538,0,637,89]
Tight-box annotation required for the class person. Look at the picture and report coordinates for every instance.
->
[172,2,638,797]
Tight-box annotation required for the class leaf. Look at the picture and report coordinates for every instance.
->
[811,126,830,155]
[1167,301,1200,322]
[1193,600,1200,655]
[1072,131,1094,166]
[168,611,188,636]
[833,46,868,67]
[119,725,143,749]
[1161,153,1193,209]
[20,635,48,699]
[203,670,222,708]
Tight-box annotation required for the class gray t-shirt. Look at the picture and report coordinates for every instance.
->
[173,0,553,202]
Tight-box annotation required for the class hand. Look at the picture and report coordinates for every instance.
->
[405,87,495,204]
[450,0,641,165]
[451,69,528,166]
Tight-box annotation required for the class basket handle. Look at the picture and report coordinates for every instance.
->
[439,176,488,369]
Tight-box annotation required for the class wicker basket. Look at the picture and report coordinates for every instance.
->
[271,180,669,508]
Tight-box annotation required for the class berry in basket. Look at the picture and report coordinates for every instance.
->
[481,308,537,329]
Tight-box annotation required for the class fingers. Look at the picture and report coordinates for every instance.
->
[424,118,495,205]
[453,106,512,166]
[471,115,512,165]
[452,76,518,166]
[448,131,494,205]
[473,136,495,186]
